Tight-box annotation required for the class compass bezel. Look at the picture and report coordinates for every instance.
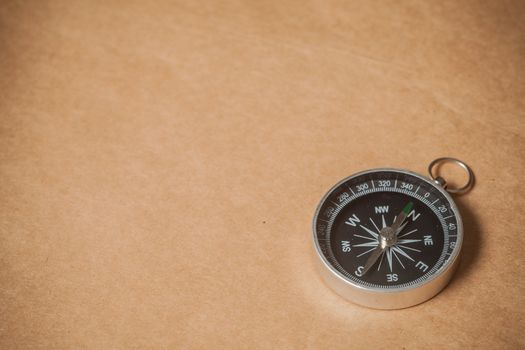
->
[312,168,463,309]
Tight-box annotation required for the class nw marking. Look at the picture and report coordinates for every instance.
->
[375,205,389,214]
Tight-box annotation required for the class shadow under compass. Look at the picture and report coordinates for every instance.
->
[447,198,482,287]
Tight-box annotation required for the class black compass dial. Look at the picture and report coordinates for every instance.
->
[331,191,443,285]
[314,170,460,289]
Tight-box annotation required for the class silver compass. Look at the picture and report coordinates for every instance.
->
[312,158,474,309]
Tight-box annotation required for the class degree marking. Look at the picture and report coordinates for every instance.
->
[330,201,341,208]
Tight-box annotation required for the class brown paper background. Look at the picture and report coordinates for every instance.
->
[1,1,524,348]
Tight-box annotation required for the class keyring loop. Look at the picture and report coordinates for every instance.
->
[428,157,474,195]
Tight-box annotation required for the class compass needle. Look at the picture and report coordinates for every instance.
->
[313,159,472,308]
[357,247,379,258]
[377,251,385,271]
[362,245,385,274]
[397,221,408,234]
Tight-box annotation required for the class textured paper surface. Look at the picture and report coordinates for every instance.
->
[1,1,524,348]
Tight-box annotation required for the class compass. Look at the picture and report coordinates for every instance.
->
[312,158,474,309]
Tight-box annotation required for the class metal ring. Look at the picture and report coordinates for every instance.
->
[428,157,474,195]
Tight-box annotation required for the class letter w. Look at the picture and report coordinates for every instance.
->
[345,214,360,226]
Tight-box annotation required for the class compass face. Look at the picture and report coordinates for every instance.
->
[313,169,462,291]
